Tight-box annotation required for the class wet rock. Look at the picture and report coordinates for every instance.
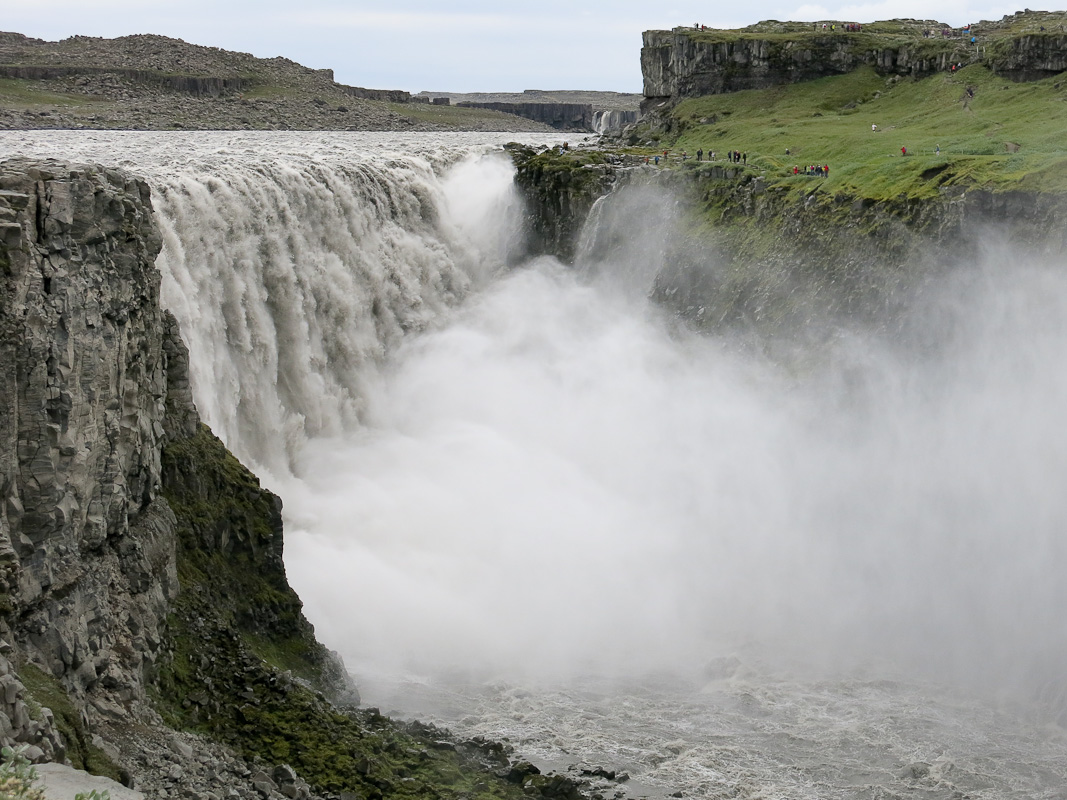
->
[505,760,541,784]
[900,761,931,779]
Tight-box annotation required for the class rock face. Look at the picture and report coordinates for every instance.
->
[642,12,1067,105]
[0,160,182,723]
[0,159,333,791]
[508,146,618,263]
[457,102,594,131]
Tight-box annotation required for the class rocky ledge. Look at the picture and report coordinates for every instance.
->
[642,10,1067,106]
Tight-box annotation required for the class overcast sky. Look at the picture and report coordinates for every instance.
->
[7,1,1022,92]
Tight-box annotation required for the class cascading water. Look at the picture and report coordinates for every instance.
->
[0,131,538,477]
[593,110,640,135]
[3,131,1067,799]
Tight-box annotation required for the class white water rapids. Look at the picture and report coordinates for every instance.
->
[2,131,1067,799]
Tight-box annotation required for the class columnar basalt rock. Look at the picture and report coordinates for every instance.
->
[508,146,618,263]
[642,13,1067,108]
[0,159,184,722]
[457,102,595,131]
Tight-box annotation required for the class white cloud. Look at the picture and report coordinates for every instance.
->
[792,4,831,19]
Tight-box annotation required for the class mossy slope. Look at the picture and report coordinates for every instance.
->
[154,425,535,800]
[648,62,1067,201]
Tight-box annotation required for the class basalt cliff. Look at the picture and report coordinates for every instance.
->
[642,11,1067,107]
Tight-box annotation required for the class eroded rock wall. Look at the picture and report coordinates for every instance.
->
[642,27,1067,104]
[0,159,191,728]
[458,102,594,131]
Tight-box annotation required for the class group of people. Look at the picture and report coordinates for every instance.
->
[817,23,862,32]
[643,149,747,165]
[792,164,830,177]
[925,26,973,38]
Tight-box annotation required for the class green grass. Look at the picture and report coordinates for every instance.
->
[0,77,99,109]
[154,425,538,800]
[656,64,1067,200]
[17,664,123,782]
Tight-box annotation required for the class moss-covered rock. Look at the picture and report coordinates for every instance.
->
[17,664,123,782]
[509,145,616,263]
[155,425,532,800]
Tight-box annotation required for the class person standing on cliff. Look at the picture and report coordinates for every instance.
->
[697,148,703,161]
[742,152,747,165]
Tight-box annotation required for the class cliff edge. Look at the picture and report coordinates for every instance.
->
[642,11,1067,110]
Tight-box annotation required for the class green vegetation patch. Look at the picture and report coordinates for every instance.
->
[0,78,96,109]
[155,425,532,799]
[653,64,1067,203]
[16,664,122,782]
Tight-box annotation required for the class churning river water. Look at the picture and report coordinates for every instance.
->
[2,131,1066,799]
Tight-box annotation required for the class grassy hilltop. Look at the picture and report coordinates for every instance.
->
[658,63,1067,203]
[629,10,1067,203]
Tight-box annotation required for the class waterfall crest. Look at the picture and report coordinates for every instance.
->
[0,131,544,474]
[153,156,484,473]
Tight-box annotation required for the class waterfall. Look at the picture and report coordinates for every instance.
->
[0,131,543,475]
[593,109,639,135]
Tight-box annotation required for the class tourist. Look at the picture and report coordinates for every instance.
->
[697,148,703,161]
[901,146,907,156]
